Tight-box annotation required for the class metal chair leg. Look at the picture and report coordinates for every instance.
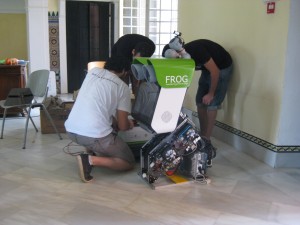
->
[1,108,7,139]
[22,107,33,149]
[24,107,38,132]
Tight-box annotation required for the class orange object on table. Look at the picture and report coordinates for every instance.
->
[5,58,18,65]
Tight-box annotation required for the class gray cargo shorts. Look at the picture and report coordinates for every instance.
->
[67,132,135,165]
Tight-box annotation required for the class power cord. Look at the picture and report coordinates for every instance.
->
[63,141,86,156]
[193,173,211,185]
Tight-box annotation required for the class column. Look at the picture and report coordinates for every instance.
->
[25,0,50,73]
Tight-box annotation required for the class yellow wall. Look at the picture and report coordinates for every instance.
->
[1,0,290,145]
[180,0,290,144]
[48,0,58,11]
[0,0,58,62]
[0,14,27,60]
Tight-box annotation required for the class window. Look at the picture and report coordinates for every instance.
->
[120,0,178,56]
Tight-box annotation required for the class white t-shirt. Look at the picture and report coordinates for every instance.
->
[65,68,131,138]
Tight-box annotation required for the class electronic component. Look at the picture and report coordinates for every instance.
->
[139,113,210,188]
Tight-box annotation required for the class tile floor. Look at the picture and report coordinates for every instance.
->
[0,114,300,225]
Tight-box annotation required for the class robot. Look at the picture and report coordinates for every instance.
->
[130,54,214,189]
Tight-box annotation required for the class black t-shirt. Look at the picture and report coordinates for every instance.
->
[184,39,232,70]
[111,34,155,61]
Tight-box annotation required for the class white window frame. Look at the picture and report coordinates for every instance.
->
[120,0,178,56]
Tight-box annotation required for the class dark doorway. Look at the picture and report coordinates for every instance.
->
[66,1,114,93]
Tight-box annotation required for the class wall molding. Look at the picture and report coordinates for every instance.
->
[215,121,300,153]
[189,110,300,153]
[182,108,300,168]
[0,10,25,14]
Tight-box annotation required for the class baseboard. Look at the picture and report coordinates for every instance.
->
[182,107,300,168]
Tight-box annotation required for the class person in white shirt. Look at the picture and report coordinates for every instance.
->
[111,34,156,95]
[65,56,135,183]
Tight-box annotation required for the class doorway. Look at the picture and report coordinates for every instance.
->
[66,1,114,93]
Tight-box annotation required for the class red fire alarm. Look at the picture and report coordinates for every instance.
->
[267,2,276,14]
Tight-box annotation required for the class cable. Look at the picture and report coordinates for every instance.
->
[62,141,86,156]
[193,174,211,185]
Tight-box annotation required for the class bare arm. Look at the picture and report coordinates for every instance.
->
[203,57,220,105]
[116,109,134,131]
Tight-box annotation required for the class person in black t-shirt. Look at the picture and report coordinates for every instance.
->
[163,39,233,166]
[112,34,156,94]
[112,34,155,61]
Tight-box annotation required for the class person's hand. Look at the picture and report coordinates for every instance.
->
[128,119,135,129]
[164,49,180,58]
[202,93,214,105]
[169,37,183,51]
[112,116,119,132]
[179,49,191,59]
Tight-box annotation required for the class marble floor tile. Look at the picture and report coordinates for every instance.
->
[0,115,300,225]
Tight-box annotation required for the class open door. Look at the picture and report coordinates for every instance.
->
[66,1,114,93]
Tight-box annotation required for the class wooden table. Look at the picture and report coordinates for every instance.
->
[0,65,27,115]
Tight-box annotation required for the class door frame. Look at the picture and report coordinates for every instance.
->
[58,0,119,93]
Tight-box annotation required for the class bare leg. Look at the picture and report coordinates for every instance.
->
[91,156,134,171]
[197,107,217,140]
[197,108,218,167]
[205,109,217,140]
[197,107,208,137]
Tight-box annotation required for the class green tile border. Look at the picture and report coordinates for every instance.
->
[215,121,300,153]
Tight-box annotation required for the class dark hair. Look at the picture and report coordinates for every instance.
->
[134,42,156,57]
[104,56,131,72]
[162,44,171,57]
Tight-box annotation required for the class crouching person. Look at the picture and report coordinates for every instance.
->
[64,56,135,183]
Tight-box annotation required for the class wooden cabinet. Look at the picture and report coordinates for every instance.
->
[0,65,27,114]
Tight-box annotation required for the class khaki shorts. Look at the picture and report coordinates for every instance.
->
[67,132,135,165]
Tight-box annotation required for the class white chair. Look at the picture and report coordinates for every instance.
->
[0,69,62,149]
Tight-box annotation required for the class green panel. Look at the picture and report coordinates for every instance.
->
[133,57,149,65]
[133,57,195,88]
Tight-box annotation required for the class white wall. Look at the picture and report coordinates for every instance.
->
[0,0,25,13]
[26,0,50,73]
[277,0,300,145]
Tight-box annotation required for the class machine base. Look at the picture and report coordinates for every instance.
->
[138,171,211,189]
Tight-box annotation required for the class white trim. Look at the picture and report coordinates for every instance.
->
[25,0,50,73]
[58,0,68,93]
[0,10,25,13]
[278,0,300,145]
